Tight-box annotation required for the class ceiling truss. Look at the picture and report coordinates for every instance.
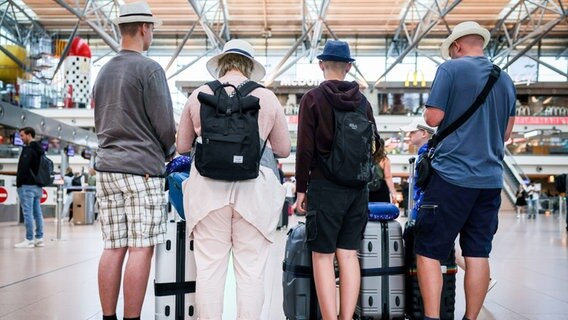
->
[2,0,567,86]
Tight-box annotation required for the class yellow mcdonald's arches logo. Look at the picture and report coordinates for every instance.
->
[404,71,426,87]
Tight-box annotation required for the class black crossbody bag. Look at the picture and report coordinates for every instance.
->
[415,64,501,189]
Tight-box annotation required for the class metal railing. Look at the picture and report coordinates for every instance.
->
[54,185,96,241]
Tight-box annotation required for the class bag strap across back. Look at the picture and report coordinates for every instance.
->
[428,64,501,150]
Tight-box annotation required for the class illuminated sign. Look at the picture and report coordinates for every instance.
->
[515,117,568,125]
[280,79,323,87]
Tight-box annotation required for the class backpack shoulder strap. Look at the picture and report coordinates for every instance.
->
[356,95,368,114]
[238,81,264,97]
[205,80,230,99]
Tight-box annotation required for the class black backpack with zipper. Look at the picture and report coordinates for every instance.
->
[194,80,266,181]
[318,97,374,188]
[31,152,54,187]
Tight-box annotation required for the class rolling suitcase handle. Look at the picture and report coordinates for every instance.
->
[408,157,416,222]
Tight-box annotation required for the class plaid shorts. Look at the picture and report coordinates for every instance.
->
[96,172,167,249]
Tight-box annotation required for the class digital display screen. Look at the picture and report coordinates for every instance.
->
[12,131,23,146]
[40,139,49,152]
[81,149,92,160]
[66,145,75,156]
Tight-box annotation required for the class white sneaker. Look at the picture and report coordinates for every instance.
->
[35,238,44,247]
[14,239,35,248]
[488,278,498,292]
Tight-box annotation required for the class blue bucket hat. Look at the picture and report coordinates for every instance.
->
[317,40,355,63]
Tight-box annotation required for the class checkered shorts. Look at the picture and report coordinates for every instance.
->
[96,172,167,249]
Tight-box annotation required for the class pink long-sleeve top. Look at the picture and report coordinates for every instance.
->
[177,72,290,156]
[177,71,291,242]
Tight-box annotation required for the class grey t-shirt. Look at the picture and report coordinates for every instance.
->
[93,50,176,177]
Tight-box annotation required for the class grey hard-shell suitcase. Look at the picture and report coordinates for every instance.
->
[356,220,405,320]
[282,222,321,320]
[154,218,197,319]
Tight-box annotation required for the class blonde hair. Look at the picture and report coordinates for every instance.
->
[217,54,254,78]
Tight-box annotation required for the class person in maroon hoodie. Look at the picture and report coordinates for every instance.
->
[294,40,378,320]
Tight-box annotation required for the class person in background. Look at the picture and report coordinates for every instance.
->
[14,127,45,248]
[177,39,291,319]
[369,138,397,204]
[417,21,516,320]
[515,184,527,218]
[400,117,436,219]
[294,40,378,320]
[61,167,75,221]
[527,181,539,219]
[92,3,176,320]
[283,177,296,206]
[88,168,97,187]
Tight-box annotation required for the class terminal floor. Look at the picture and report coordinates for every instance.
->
[1,210,568,320]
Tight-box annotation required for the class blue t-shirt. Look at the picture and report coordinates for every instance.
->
[426,56,516,189]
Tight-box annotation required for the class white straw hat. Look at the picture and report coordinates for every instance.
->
[440,21,490,60]
[113,2,162,27]
[400,118,436,134]
[206,39,266,81]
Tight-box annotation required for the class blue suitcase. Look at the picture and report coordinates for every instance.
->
[167,172,189,220]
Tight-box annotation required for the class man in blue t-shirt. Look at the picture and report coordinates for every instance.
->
[415,21,516,320]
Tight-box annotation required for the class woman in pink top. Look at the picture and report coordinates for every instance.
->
[176,39,291,320]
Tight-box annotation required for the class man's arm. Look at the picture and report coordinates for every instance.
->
[504,116,515,141]
[423,106,445,127]
[144,69,176,159]
[295,93,316,194]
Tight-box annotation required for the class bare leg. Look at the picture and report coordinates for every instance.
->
[312,252,337,320]
[454,246,466,272]
[123,246,154,317]
[336,249,360,320]
[464,257,490,320]
[98,247,128,316]
[417,254,442,318]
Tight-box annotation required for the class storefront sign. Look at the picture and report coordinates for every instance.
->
[280,79,322,87]
[515,117,568,125]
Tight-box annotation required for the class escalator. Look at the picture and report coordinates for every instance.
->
[502,149,529,209]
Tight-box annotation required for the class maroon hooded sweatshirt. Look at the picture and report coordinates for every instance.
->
[295,80,377,193]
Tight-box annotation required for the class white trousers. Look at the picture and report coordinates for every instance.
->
[193,205,271,320]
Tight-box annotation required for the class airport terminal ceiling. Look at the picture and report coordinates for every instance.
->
[12,0,568,58]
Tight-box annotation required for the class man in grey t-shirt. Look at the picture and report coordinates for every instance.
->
[92,3,175,320]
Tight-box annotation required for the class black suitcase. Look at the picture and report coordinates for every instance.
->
[154,219,197,319]
[282,222,321,320]
[278,201,289,230]
[404,223,457,320]
[404,157,457,320]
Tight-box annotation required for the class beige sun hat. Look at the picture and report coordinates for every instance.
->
[440,21,490,60]
[206,39,266,82]
[113,2,162,27]
[400,118,436,134]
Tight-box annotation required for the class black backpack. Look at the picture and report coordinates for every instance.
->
[368,162,383,191]
[318,97,374,188]
[194,80,266,181]
[31,153,54,187]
